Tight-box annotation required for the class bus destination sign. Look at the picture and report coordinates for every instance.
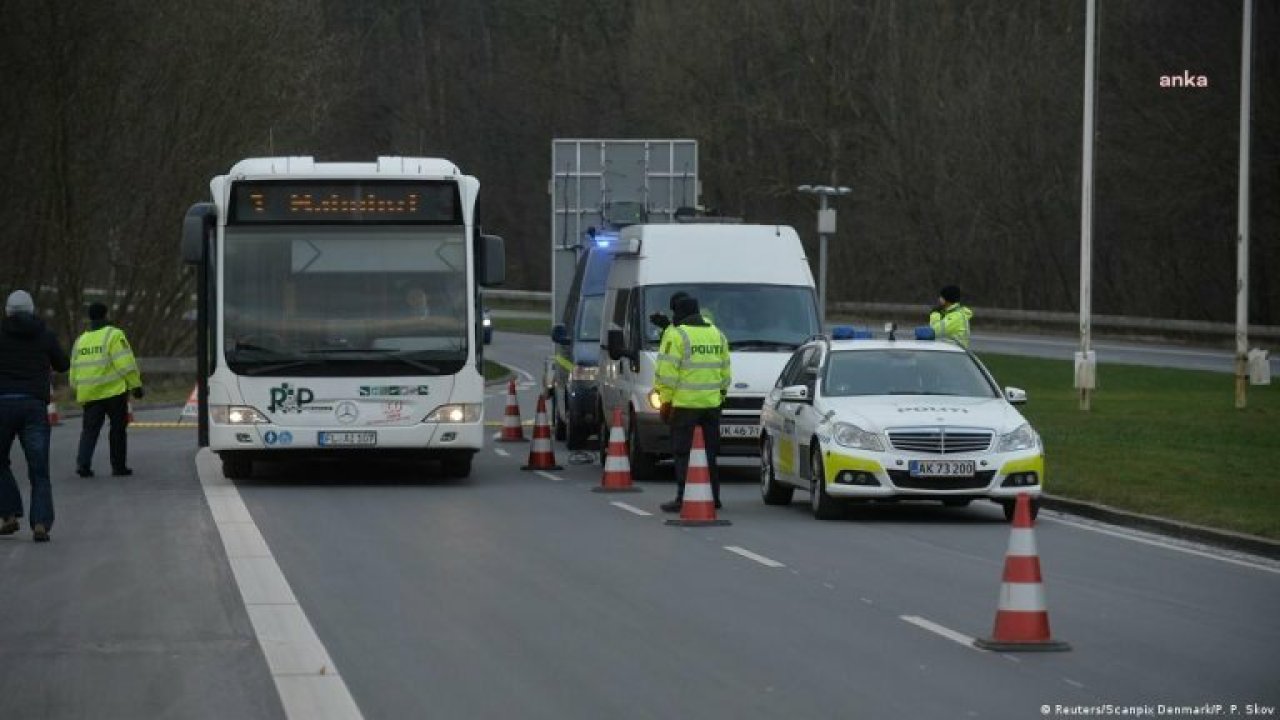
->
[230,181,460,224]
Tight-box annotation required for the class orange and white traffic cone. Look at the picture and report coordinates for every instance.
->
[593,407,641,493]
[521,394,562,471]
[46,385,61,426]
[974,493,1070,651]
[498,379,526,442]
[665,426,730,526]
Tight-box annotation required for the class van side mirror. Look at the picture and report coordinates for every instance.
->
[781,385,810,402]
[551,324,570,346]
[182,202,216,265]
[606,329,628,361]
[1005,387,1027,405]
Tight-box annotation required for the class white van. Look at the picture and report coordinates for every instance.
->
[597,223,819,478]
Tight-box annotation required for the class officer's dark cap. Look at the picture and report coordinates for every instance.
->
[672,294,700,320]
[940,286,961,303]
[669,291,690,313]
[88,303,109,321]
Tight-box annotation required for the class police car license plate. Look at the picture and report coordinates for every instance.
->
[318,431,377,447]
[721,424,761,439]
[909,460,975,477]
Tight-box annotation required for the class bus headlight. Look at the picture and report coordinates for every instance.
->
[210,405,271,425]
[424,404,482,423]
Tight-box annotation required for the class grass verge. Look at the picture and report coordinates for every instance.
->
[492,316,551,336]
[980,353,1280,539]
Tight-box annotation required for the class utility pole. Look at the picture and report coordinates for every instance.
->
[1235,0,1255,409]
[1076,0,1099,411]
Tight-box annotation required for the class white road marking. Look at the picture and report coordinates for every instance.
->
[492,448,510,457]
[1064,678,1085,689]
[610,502,652,517]
[724,546,786,568]
[1044,516,1280,575]
[196,450,363,720]
[535,470,563,482]
[823,583,836,590]
[900,615,983,651]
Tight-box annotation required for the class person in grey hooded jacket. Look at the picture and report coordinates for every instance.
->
[0,290,70,542]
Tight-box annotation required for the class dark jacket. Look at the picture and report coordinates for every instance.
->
[0,313,70,402]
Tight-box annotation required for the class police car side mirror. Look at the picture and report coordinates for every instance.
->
[606,329,627,361]
[781,385,810,403]
[1005,387,1027,405]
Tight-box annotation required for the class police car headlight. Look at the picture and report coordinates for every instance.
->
[832,422,883,452]
[210,405,270,425]
[424,404,481,423]
[997,423,1040,452]
[647,390,662,409]
[570,365,597,382]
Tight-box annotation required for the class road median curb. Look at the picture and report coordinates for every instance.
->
[1042,494,1280,561]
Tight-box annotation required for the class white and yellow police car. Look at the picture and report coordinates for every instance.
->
[759,327,1043,521]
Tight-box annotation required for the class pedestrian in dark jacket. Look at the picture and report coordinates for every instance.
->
[0,290,70,542]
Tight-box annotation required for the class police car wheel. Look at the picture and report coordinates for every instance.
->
[760,435,793,506]
[1000,498,1040,522]
[809,448,840,520]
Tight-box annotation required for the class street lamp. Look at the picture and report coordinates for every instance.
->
[797,184,851,328]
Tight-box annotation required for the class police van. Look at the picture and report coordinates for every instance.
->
[597,223,819,478]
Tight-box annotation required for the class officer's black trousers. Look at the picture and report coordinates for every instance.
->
[669,406,721,502]
[77,392,129,473]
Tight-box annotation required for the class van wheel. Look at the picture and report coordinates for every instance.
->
[221,453,252,480]
[809,448,840,520]
[760,435,793,506]
[628,413,658,481]
[567,419,590,450]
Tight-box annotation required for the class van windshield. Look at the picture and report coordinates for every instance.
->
[642,284,819,351]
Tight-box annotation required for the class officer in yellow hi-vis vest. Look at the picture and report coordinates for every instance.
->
[929,285,974,348]
[70,303,144,477]
[654,293,731,513]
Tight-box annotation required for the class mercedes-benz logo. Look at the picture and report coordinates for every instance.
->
[335,401,359,425]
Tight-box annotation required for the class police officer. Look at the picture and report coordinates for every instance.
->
[0,290,70,542]
[929,285,973,347]
[70,303,143,477]
[654,293,731,513]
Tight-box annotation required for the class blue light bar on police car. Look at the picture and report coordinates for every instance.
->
[831,326,873,340]
[914,326,936,340]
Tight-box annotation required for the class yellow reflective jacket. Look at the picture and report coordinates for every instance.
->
[70,325,142,403]
[929,303,973,348]
[654,322,731,408]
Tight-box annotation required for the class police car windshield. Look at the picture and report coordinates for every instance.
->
[822,349,998,398]
[642,284,819,350]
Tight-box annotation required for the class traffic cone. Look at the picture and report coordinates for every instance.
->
[521,394,562,471]
[974,493,1070,651]
[178,384,199,423]
[665,426,730,526]
[593,407,641,493]
[46,385,61,426]
[498,379,526,442]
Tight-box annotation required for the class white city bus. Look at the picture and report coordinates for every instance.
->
[182,157,504,479]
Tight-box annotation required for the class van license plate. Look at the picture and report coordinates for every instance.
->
[721,424,761,439]
[909,460,975,477]
[318,431,377,447]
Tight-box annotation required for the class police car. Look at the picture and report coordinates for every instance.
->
[759,326,1043,521]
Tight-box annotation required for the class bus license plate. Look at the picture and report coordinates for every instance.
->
[909,460,975,477]
[318,431,377,447]
[721,424,761,439]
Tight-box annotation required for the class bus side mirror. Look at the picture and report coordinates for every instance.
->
[182,202,216,265]
[478,234,506,287]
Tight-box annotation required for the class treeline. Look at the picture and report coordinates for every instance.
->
[1,0,1276,355]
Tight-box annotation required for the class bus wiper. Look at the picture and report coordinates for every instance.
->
[382,353,442,374]
[241,360,319,376]
[234,341,292,356]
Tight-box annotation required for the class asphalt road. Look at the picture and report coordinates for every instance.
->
[3,331,1276,719]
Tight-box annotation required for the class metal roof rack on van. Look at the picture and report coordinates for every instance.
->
[672,215,742,224]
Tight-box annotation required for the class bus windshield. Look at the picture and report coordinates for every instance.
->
[641,284,819,351]
[223,225,469,376]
